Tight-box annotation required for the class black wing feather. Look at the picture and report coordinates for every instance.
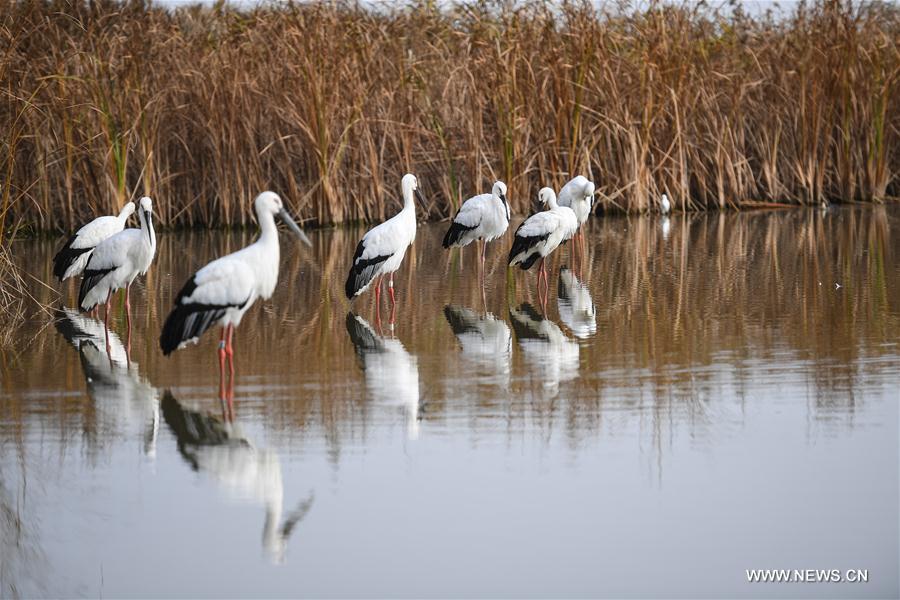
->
[442,220,477,248]
[77,267,115,309]
[159,274,248,356]
[344,239,391,299]
[53,234,91,280]
[507,229,550,270]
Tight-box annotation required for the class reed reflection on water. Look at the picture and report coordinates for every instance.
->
[0,205,897,598]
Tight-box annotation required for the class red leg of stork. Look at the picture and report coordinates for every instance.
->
[124,283,133,340]
[537,257,546,305]
[480,240,487,284]
[225,324,235,421]
[374,275,382,307]
[225,323,235,378]
[541,258,551,313]
[374,275,383,327]
[226,367,235,422]
[218,327,228,401]
[103,290,112,353]
[388,272,396,306]
[542,256,551,298]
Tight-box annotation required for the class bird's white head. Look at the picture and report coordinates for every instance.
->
[582,180,595,199]
[539,187,557,208]
[119,201,136,220]
[255,191,283,215]
[137,197,154,244]
[401,173,419,194]
[255,191,312,246]
[401,173,424,208]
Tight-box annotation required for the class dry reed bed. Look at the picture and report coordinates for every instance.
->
[1,0,899,231]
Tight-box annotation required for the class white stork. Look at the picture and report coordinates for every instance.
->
[442,180,510,274]
[53,201,135,281]
[78,196,156,333]
[507,187,578,290]
[557,175,595,265]
[159,191,311,383]
[345,173,422,306]
[557,175,595,232]
[660,193,671,214]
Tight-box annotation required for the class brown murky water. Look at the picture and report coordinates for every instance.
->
[1,206,898,598]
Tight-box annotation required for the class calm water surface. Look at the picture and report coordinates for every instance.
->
[1,206,898,598]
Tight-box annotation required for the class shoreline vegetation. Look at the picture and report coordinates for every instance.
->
[1,0,899,235]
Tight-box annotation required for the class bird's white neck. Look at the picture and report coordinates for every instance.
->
[546,195,560,210]
[118,206,132,222]
[401,185,416,213]
[257,207,280,245]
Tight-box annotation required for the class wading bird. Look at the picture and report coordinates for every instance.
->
[557,175,595,266]
[507,187,577,300]
[53,201,135,281]
[442,181,510,275]
[345,173,422,312]
[78,196,156,337]
[557,175,594,236]
[159,192,311,390]
[660,193,671,214]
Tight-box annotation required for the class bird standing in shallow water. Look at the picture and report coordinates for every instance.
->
[442,181,510,280]
[660,193,671,214]
[557,175,595,267]
[508,187,578,309]
[345,173,422,323]
[53,201,136,282]
[78,196,156,348]
[159,192,311,397]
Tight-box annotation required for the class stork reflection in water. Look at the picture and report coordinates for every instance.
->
[54,307,160,458]
[443,305,512,390]
[509,303,580,399]
[345,312,421,440]
[557,268,597,339]
[161,391,314,564]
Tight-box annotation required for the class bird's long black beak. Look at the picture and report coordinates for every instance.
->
[414,188,425,207]
[144,210,153,242]
[278,208,312,246]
